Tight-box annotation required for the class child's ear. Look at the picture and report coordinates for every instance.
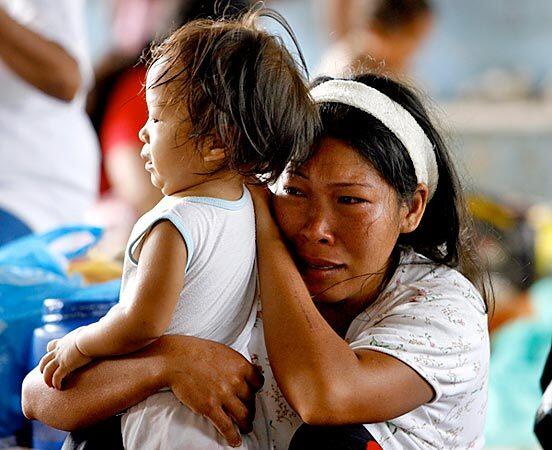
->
[203,134,226,163]
[399,184,429,234]
[204,147,226,162]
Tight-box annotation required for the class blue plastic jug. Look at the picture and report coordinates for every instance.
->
[29,288,118,450]
[0,226,103,442]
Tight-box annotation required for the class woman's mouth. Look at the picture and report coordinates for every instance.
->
[305,262,342,270]
[298,256,346,274]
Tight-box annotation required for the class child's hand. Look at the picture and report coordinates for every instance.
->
[38,328,92,390]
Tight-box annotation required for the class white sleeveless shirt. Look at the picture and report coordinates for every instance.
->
[120,188,258,354]
[121,188,262,450]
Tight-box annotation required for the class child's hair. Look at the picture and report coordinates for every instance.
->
[311,73,491,312]
[146,7,320,183]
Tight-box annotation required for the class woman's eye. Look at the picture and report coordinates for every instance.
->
[283,186,304,197]
[150,117,160,124]
[338,196,367,205]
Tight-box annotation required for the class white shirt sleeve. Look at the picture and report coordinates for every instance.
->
[348,275,489,404]
[27,0,86,57]
[127,200,205,274]
[156,203,201,274]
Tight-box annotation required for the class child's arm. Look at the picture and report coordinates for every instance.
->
[78,220,187,354]
[39,220,187,389]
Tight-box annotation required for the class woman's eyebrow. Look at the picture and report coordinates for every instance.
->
[287,170,374,188]
[329,182,375,188]
[287,169,308,179]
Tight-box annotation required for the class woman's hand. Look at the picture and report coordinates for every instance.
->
[23,335,263,447]
[247,183,281,239]
[160,335,264,447]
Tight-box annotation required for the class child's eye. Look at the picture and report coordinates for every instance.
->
[283,186,304,197]
[150,117,160,124]
[338,196,367,205]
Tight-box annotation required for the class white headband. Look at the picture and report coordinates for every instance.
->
[310,80,438,198]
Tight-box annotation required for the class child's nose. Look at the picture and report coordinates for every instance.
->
[138,124,149,144]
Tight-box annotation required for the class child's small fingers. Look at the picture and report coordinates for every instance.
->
[38,352,55,373]
[42,359,59,388]
[46,339,59,352]
[38,356,46,374]
[42,370,52,388]
[52,367,65,391]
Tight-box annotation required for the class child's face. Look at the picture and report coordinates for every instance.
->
[138,62,205,196]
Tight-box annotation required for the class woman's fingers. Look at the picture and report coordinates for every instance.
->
[234,379,254,405]
[224,396,254,434]
[158,336,263,445]
[247,184,272,208]
[38,351,55,374]
[42,359,59,388]
[245,365,264,392]
[205,406,242,448]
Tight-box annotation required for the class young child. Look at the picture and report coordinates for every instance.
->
[38,9,319,449]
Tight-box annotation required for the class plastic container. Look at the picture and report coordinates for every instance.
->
[29,295,118,450]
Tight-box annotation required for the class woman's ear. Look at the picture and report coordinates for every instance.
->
[399,184,429,234]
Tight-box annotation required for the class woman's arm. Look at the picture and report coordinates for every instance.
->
[250,188,432,425]
[23,335,263,447]
[0,7,81,101]
[24,345,164,430]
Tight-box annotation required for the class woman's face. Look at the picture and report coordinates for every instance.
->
[273,137,411,304]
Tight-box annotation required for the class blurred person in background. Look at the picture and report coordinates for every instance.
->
[319,0,434,79]
[89,0,250,254]
[0,0,99,246]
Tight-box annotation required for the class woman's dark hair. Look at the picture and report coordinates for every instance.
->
[146,7,320,182]
[311,73,490,311]
[371,0,433,31]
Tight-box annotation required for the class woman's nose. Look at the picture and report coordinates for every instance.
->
[138,123,148,144]
[300,207,335,245]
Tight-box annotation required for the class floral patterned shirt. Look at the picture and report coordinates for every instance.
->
[249,250,489,450]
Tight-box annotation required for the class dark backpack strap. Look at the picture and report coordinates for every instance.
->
[62,415,123,450]
[289,424,382,450]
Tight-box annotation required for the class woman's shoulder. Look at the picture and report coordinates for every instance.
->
[348,250,490,395]
[348,249,489,344]
[382,249,486,316]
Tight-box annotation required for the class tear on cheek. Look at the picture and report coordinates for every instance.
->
[363,204,385,230]
[362,204,400,235]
